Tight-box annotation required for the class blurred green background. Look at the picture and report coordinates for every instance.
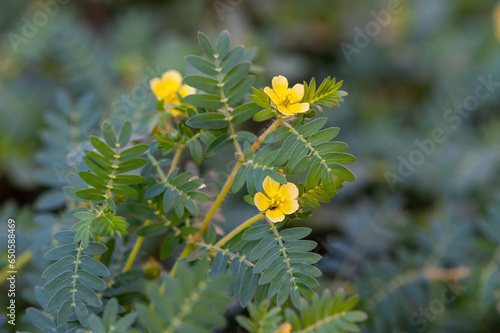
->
[1,0,500,332]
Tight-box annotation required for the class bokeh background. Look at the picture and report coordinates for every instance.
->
[1,0,500,332]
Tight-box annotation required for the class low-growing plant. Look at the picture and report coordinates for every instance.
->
[27,30,367,333]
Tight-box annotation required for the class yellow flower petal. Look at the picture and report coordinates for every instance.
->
[276,105,296,115]
[278,198,299,215]
[149,78,161,93]
[290,83,304,103]
[274,322,292,333]
[167,109,184,118]
[179,84,196,97]
[264,87,282,106]
[161,70,182,88]
[286,102,310,114]
[266,208,285,223]
[254,192,272,212]
[272,75,288,96]
[263,176,280,198]
[278,182,299,201]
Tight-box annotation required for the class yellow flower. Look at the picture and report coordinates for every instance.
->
[264,75,310,115]
[274,322,292,333]
[254,176,299,223]
[149,70,195,116]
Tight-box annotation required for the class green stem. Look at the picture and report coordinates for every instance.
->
[197,243,255,267]
[167,145,185,177]
[215,59,244,157]
[123,220,152,272]
[214,213,265,248]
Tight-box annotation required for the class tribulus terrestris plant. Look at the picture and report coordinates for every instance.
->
[27,30,367,333]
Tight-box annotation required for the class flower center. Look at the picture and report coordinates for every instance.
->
[279,90,295,108]
[270,197,282,209]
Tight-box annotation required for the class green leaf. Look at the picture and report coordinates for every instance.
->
[160,234,178,260]
[174,194,184,217]
[205,133,232,158]
[223,62,251,90]
[280,227,312,241]
[90,136,115,159]
[110,185,139,197]
[253,108,275,122]
[232,166,247,193]
[117,158,147,173]
[186,113,228,129]
[227,75,256,104]
[244,142,253,161]
[56,301,72,328]
[242,224,272,241]
[185,55,218,76]
[102,121,117,147]
[329,163,355,182]
[27,308,56,332]
[44,244,77,260]
[114,313,138,332]
[103,298,118,328]
[46,286,72,312]
[236,131,258,142]
[84,156,109,179]
[198,31,216,60]
[144,183,167,199]
[118,120,133,147]
[119,144,149,161]
[183,197,200,216]
[183,75,219,94]
[298,117,327,137]
[187,191,210,201]
[308,127,340,146]
[184,94,224,110]
[231,103,261,124]
[215,30,231,59]
[189,139,203,165]
[77,270,107,291]
[79,255,111,277]
[264,127,291,143]
[75,300,90,327]
[221,46,244,73]
[113,174,145,185]
[85,150,112,169]
[321,168,337,197]
[75,188,105,201]
[79,171,108,190]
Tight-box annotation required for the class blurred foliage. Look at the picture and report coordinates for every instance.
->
[1,0,500,332]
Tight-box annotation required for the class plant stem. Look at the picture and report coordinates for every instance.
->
[168,145,184,176]
[215,60,244,157]
[194,162,242,242]
[214,213,264,248]
[122,220,152,272]
[251,116,292,150]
